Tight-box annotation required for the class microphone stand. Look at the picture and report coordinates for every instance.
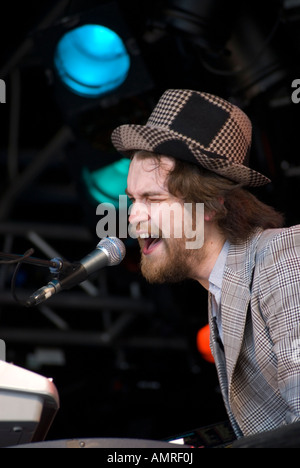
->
[0,250,63,272]
[0,249,71,307]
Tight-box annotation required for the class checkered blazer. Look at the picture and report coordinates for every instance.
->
[209,225,300,438]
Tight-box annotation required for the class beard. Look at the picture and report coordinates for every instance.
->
[138,235,204,284]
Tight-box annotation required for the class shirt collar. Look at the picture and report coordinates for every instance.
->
[209,240,230,295]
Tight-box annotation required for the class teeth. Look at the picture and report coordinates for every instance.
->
[140,233,150,239]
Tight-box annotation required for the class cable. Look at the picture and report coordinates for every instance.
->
[0,248,35,265]
[10,249,35,307]
[0,250,62,269]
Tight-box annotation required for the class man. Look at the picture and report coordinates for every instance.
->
[111,89,300,438]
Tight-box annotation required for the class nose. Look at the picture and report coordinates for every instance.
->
[128,201,150,235]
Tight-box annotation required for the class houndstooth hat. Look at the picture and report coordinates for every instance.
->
[111,89,271,187]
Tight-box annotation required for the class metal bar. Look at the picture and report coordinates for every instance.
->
[0,126,74,220]
[0,328,188,350]
[39,305,70,331]
[0,251,61,268]
[0,290,155,314]
[0,222,92,241]
[0,0,71,77]
[8,69,21,181]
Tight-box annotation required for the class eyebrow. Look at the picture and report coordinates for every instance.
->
[125,188,167,198]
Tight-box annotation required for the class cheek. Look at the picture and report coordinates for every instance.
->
[154,204,185,238]
[148,205,161,229]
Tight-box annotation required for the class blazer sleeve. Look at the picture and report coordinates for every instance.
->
[257,226,300,425]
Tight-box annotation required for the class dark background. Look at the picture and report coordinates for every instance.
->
[0,0,300,443]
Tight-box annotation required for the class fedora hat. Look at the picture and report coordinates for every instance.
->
[111,89,270,187]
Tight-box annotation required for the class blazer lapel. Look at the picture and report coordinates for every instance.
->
[221,232,262,397]
[221,270,251,389]
[208,296,230,403]
[208,230,264,437]
[209,293,243,437]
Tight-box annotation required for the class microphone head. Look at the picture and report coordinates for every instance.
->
[97,237,126,266]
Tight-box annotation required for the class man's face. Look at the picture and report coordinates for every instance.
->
[126,155,204,284]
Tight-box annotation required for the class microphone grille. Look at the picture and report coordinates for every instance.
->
[97,237,126,266]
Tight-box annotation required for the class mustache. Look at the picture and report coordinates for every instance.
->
[130,220,162,240]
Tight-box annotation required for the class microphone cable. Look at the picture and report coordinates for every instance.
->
[10,248,35,307]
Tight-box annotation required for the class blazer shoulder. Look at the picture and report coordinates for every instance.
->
[257,225,300,258]
[226,226,300,282]
[253,226,300,282]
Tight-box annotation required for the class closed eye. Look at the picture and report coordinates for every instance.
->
[125,188,168,204]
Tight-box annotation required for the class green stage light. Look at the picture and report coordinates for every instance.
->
[82,158,130,208]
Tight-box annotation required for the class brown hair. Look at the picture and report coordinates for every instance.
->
[133,151,285,244]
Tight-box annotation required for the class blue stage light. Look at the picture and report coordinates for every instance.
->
[54,24,131,98]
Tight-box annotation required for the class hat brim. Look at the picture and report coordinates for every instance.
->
[111,124,271,188]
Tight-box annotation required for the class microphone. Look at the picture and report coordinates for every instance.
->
[26,237,126,307]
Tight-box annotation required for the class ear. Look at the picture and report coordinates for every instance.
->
[204,211,216,222]
[204,198,224,222]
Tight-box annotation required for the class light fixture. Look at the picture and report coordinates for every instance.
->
[163,0,238,52]
[33,1,153,119]
[82,158,130,208]
[54,24,131,98]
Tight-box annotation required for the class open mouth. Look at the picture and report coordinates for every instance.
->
[140,234,163,256]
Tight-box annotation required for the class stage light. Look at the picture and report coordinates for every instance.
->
[54,24,131,98]
[33,1,153,120]
[197,324,214,363]
[82,158,130,208]
[164,0,238,52]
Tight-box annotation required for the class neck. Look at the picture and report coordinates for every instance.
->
[190,224,226,291]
